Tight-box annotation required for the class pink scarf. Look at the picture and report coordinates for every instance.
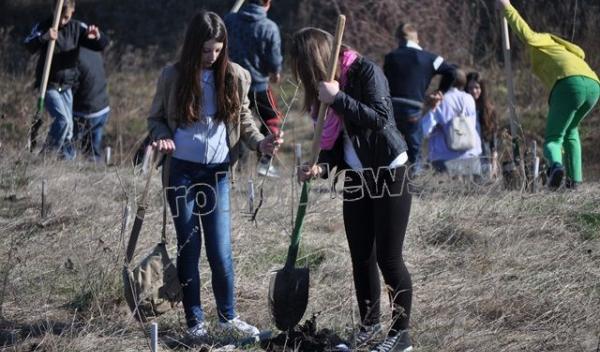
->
[313,49,359,150]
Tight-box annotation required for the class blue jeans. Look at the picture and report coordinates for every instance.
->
[396,115,423,173]
[165,158,234,328]
[44,88,75,160]
[73,111,109,162]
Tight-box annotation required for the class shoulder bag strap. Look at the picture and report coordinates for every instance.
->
[124,149,161,264]
[160,155,171,244]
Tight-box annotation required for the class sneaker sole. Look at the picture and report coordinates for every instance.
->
[258,172,280,178]
[369,345,413,352]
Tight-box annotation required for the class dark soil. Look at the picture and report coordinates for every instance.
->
[261,317,350,352]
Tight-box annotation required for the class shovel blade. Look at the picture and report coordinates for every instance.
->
[268,267,309,331]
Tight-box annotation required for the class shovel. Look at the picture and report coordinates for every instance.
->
[28,0,64,152]
[230,0,245,13]
[500,17,526,188]
[268,14,346,332]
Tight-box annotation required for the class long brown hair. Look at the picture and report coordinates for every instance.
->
[175,11,239,126]
[466,72,497,142]
[290,27,338,113]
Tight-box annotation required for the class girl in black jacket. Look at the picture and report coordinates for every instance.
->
[293,28,414,352]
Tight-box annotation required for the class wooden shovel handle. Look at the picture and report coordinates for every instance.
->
[283,15,346,270]
[39,0,65,99]
[501,18,518,140]
[231,0,245,13]
[308,15,346,166]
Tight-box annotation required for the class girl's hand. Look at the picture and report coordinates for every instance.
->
[87,25,101,40]
[152,139,176,154]
[298,163,322,182]
[318,80,340,104]
[42,28,58,42]
[259,131,284,155]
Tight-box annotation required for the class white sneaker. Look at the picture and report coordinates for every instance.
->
[217,316,260,337]
[257,158,280,178]
[187,322,208,341]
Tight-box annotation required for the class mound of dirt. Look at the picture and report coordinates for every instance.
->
[261,317,350,352]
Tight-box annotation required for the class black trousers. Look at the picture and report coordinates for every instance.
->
[342,166,413,333]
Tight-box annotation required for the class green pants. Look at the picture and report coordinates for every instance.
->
[545,76,600,182]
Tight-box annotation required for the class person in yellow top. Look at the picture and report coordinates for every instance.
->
[499,0,600,189]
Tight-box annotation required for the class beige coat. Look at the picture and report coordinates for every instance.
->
[147,62,264,182]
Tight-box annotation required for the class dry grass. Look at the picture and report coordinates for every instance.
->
[0,149,599,351]
[1,2,600,350]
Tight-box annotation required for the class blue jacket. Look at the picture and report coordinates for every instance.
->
[224,4,282,92]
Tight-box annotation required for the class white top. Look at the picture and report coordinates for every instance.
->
[342,128,408,171]
[173,70,229,164]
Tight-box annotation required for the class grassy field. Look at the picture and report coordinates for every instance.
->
[1,1,600,350]
[0,149,599,351]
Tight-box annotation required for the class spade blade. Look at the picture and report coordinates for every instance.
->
[268,266,309,331]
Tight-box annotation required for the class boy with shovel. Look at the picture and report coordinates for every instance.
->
[24,0,108,160]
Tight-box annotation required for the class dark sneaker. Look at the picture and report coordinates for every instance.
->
[370,330,413,352]
[354,323,383,347]
[547,163,564,190]
[565,178,581,190]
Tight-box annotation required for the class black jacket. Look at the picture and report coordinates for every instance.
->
[384,45,456,117]
[318,56,408,174]
[24,18,109,90]
[73,47,109,115]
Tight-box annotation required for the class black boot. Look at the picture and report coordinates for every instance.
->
[547,162,565,190]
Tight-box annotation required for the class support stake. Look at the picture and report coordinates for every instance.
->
[150,322,158,352]
[105,146,112,166]
[532,141,540,193]
[41,179,48,219]
[248,179,255,214]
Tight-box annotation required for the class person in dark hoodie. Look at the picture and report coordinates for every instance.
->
[384,23,456,175]
[72,46,110,162]
[24,0,108,160]
[224,0,283,177]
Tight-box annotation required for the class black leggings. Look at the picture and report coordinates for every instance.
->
[342,166,413,333]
